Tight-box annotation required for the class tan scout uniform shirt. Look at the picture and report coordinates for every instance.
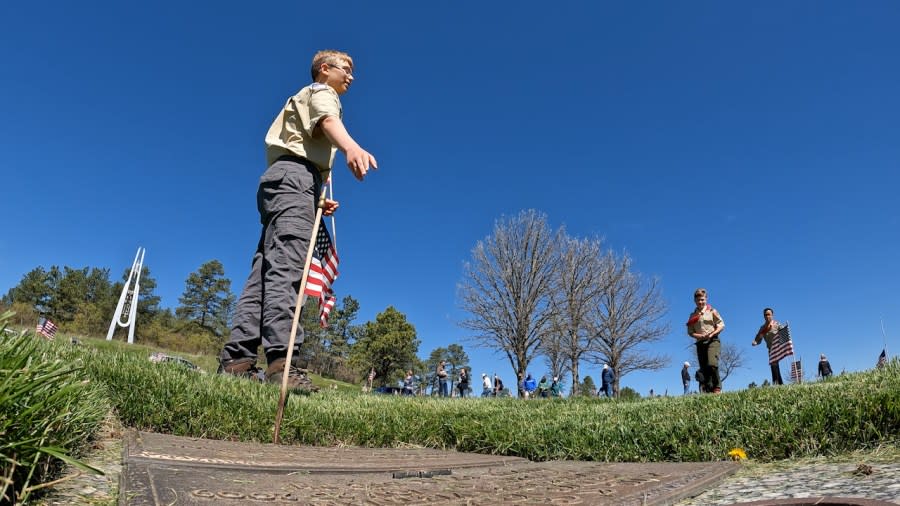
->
[687,305,724,337]
[265,83,342,177]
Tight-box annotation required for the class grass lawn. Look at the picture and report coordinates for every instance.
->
[3,314,899,503]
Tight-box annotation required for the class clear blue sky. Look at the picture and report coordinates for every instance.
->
[2,1,898,396]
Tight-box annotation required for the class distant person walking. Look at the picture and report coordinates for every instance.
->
[457,368,470,398]
[681,362,691,395]
[481,373,493,397]
[752,307,784,385]
[817,354,833,379]
[600,364,615,398]
[436,360,449,397]
[687,288,724,393]
[493,374,504,397]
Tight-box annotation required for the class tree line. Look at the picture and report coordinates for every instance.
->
[1,261,466,388]
[4,209,682,396]
[2,261,236,355]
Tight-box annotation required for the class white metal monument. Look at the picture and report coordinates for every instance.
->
[106,247,145,344]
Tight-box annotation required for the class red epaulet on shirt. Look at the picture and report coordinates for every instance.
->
[686,304,713,326]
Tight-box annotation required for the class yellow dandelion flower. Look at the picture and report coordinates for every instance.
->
[728,448,747,461]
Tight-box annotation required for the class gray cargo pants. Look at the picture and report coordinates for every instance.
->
[221,156,322,366]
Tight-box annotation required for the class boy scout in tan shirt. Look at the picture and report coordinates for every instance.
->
[220,50,377,391]
[686,288,725,393]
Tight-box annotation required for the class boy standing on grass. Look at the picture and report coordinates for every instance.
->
[687,288,724,393]
[219,50,377,392]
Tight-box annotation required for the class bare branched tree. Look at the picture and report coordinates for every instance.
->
[542,344,567,386]
[718,342,746,384]
[458,210,557,396]
[589,252,670,394]
[547,233,611,396]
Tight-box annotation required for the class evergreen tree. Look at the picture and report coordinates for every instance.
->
[8,267,56,315]
[55,266,113,323]
[297,295,361,381]
[579,375,597,396]
[349,306,419,387]
[618,386,641,401]
[176,260,234,334]
[423,344,470,394]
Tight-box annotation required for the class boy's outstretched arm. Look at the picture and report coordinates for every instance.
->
[320,116,378,181]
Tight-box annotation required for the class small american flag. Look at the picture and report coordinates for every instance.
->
[36,317,58,340]
[790,360,803,383]
[319,295,336,327]
[877,349,887,368]
[303,222,339,328]
[769,323,795,365]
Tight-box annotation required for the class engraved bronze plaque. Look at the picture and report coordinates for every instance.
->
[120,431,739,505]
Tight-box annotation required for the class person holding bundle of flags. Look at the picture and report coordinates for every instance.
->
[219,49,377,393]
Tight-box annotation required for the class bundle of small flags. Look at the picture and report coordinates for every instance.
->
[303,222,339,327]
[35,317,58,340]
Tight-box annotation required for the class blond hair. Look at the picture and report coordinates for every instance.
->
[311,50,354,81]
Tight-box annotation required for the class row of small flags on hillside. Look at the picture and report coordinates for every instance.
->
[35,317,58,340]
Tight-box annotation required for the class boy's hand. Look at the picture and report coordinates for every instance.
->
[346,146,378,181]
[322,198,339,216]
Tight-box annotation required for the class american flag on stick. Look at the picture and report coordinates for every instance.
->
[319,295,336,327]
[36,317,58,340]
[769,323,795,364]
[877,349,887,368]
[303,221,339,327]
[790,360,803,383]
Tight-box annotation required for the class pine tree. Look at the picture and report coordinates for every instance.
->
[176,260,234,334]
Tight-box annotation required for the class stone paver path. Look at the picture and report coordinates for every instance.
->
[678,461,900,505]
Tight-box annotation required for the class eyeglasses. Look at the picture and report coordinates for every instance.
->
[328,63,353,76]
